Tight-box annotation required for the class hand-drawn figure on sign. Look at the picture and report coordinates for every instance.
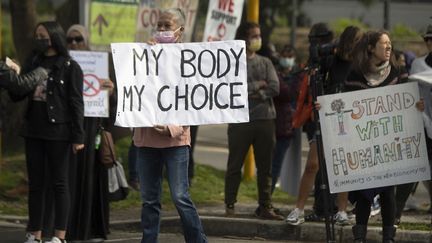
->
[325,99,353,135]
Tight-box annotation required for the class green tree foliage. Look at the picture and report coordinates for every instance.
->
[391,23,420,40]
[331,18,368,35]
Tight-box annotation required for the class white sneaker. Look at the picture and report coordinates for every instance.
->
[45,236,66,243]
[286,208,305,225]
[370,195,381,217]
[24,233,40,243]
[334,211,350,225]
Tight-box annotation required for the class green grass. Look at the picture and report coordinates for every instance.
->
[0,137,294,215]
[0,140,430,232]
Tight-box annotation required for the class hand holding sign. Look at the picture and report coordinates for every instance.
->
[101,79,115,95]
[111,40,248,127]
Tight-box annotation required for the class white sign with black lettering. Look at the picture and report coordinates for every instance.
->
[111,40,248,127]
[70,50,109,117]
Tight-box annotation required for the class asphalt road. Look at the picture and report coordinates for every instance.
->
[1,226,312,243]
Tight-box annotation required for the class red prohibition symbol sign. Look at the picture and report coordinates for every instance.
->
[83,74,101,97]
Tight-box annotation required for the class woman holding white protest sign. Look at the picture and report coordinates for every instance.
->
[133,8,208,243]
[341,30,425,243]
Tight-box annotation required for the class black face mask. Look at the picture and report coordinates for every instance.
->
[34,39,50,54]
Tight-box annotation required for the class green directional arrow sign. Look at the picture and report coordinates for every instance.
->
[89,0,138,46]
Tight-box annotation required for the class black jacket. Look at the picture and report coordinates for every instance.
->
[0,61,49,95]
[11,55,85,144]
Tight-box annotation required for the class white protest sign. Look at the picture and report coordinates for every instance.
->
[70,50,110,117]
[202,0,244,41]
[410,70,432,139]
[317,82,430,193]
[111,40,248,127]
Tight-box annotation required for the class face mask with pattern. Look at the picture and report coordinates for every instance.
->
[153,27,182,43]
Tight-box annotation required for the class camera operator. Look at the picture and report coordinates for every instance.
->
[287,22,337,225]
[307,22,338,222]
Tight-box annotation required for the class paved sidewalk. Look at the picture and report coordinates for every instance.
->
[1,202,431,242]
[109,203,432,243]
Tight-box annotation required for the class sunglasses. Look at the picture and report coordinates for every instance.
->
[424,37,432,42]
[66,36,84,43]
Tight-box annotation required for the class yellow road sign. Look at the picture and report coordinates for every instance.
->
[90,0,139,46]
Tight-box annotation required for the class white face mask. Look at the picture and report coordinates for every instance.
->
[153,27,181,43]
[279,57,295,68]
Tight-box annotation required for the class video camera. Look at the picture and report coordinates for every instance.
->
[309,42,337,65]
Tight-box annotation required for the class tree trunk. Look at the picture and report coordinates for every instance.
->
[9,0,37,64]
[2,0,37,154]
[56,0,80,32]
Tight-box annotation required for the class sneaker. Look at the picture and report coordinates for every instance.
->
[286,208,305,225]
[24,233,41,243]
[225,203,235,216]
[403,196,419,211]
[334,211,350,225]
[257,205,284,220]
[45,236,66,243]
[370,195,381,217]
[394,218,401,228]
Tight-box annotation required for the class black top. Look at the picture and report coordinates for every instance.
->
[326,55,352,94]
[14,54,85,143]
[0,61,49,94]
[426,52,432,68]
[25,56,69,140]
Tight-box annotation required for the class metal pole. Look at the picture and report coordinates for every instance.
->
[0,2,3,169]
[247,0,259,24]
[243,0,259,181]
[290,0,297,45]
[79,0,90,27]
[384,0,390,30]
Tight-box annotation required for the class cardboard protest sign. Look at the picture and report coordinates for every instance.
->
[317,82,430,193]
[111,40,248,127]
[70,50,110,117]
[202,0,244,41]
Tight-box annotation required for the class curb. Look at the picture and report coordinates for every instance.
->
[110,216,432,243]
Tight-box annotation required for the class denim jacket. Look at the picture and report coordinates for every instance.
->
[11,55,85,143]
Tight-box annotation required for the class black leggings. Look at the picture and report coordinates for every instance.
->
[355,187,395,227]
[26,138,71,231]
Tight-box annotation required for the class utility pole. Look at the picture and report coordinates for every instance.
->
[0,3,3,169]
[384,0,390,30]
[243,0,259,181]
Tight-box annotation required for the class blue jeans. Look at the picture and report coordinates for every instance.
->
[136,146,207,243]
[128,142,139,182]
[271,137,291,193]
